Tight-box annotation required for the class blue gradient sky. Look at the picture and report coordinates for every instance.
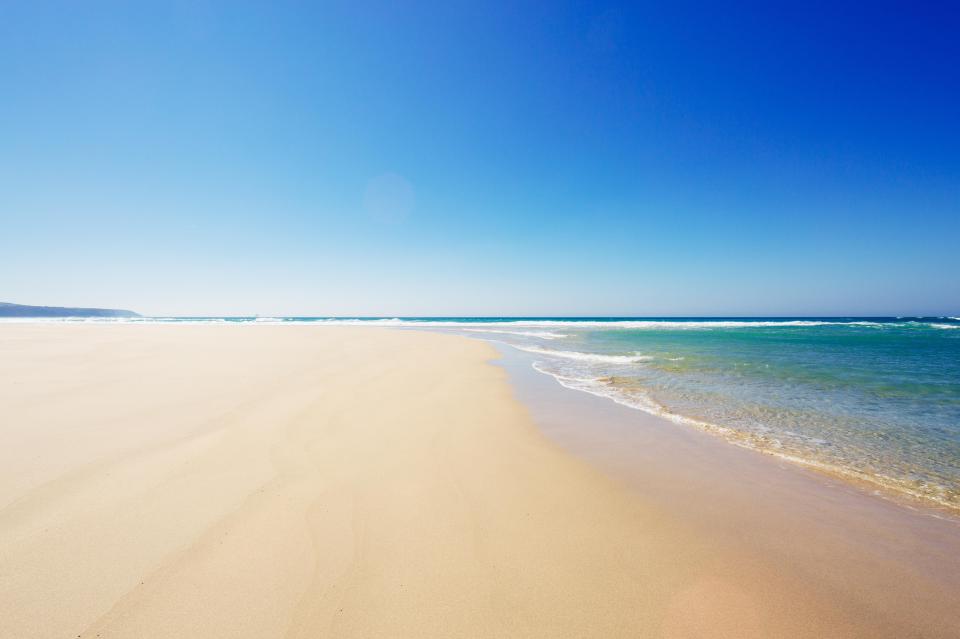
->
[2,1,958,316]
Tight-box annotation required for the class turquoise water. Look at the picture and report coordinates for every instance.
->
[9,315,959,510]
[445,317,960,510]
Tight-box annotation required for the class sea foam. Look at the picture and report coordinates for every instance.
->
[462,328,569,339]
[513,345,650,364]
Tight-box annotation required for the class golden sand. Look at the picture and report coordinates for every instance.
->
[0,325,955,638]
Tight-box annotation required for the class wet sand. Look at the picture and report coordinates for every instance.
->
[496,344,960,638]
[0,324,957,638]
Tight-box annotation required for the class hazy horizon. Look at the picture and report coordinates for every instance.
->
[2,299,958,320]
[3,2,958,317]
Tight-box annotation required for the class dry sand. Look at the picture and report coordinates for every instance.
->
[0,325,956,638]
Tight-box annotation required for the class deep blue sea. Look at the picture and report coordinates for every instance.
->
[13,315,959,510]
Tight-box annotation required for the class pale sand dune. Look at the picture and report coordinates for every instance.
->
[0,325,953,637]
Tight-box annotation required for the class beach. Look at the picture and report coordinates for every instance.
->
[1,324,958,638]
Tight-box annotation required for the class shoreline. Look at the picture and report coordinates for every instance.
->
[524,354,960,518]
[6,316,955,515]
[496,336,960,518]
[493,341,960,631]
[1,324,958,637]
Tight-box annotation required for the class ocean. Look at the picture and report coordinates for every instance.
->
[10,315,959,511]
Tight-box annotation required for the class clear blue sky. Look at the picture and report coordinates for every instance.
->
[2,1,958,316]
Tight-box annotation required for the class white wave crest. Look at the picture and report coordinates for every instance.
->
[3,317,953,331]
[413,320,845,329]
[514,345,650,364]
[462,328,568,339]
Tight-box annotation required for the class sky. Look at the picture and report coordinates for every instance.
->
[2,1,958,317]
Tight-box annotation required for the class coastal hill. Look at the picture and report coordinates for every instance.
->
[0,301,140,318]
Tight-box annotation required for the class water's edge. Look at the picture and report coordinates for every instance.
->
[485,340,960,522]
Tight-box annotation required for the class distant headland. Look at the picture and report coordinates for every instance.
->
[0,301,140,318]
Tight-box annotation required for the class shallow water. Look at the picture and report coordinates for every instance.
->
[454,317,960,510]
